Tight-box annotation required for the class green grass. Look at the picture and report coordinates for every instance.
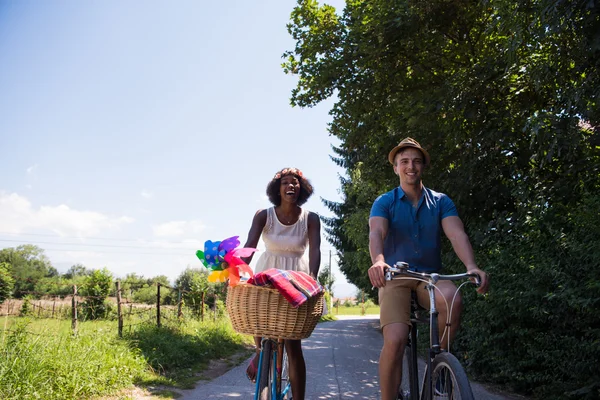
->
[0,317,152,399]
[0,305,377,400]
[124,318,252,388]
[0,315,252,400]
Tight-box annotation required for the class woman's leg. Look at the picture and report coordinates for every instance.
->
[285,339,306,400]
[246,336,262,381]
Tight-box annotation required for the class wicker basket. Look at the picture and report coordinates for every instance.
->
[226,283,324,340]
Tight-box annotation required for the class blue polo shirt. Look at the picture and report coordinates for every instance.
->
[370,186,458,272]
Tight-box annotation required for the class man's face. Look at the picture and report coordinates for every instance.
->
[393,147,424,185]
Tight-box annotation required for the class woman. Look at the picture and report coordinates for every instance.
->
[242,167,321,400]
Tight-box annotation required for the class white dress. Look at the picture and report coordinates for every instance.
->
[254,207,310,274]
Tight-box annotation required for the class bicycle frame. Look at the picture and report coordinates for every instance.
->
[254,338,290,400]
[387,261,480,400]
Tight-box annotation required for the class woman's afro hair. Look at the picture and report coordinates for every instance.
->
[266,167,314,206]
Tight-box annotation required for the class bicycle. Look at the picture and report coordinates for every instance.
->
[255,338,291,400]
[385,262,481,400]
[226,283,324,400]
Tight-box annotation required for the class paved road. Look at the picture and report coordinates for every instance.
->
[179,315,523,399]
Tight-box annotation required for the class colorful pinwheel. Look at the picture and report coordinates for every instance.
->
[196,236,256,286]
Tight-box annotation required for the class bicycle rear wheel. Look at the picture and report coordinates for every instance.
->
[421,352,474,400]
[257,340,273,400]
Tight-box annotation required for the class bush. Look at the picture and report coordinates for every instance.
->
[322,290,332,311]
[0,262,14,304]
[79,268,113,320]
[20,295,33,316]
[133,285,157,304]
[454,192,600,399]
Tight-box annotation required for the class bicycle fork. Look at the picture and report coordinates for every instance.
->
[424,282,443,397]
[255,339,290,400]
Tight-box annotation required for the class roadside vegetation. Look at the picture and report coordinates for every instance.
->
[0,244,338,399]
[0,315,251,400]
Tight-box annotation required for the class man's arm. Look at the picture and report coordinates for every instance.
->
[307,212,322,279]
[368,216,389,288]
[441,216,489,294]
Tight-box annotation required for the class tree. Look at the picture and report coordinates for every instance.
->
[0,262,14,304]
[120,272,147,297]
[63,263,91,279]
[175,267,213,317]
[284,0,600,397]
[318,264,336,310]
[149,275,170,287]
[317,263,335,293]
[34,276,74,298]
[0,245,58,298]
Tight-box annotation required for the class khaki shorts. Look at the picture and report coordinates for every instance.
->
[379,279,427,328]
[378,279,457,328]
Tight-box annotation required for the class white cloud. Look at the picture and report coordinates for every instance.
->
[153,220,205,238]
[26,164,38,174]
[141,190,153,199]
[0,192,134,237]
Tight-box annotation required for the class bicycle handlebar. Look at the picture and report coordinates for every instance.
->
[385,261,481,286]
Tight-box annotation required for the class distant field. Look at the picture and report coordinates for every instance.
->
[329,305,380,315]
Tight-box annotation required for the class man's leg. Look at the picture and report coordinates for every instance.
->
[379,279,414,400]
[380,323,410,400]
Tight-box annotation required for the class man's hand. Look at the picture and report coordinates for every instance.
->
[368,260,389,288]
[467,267,489,294]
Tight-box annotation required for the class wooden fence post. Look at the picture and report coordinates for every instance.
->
[177,289,183,320]
[201,291,205,321]
[116,281,123,337]
[52,297,56,319]
[72,285,78,334]
[156,283,161,328]
[129,289,133,317]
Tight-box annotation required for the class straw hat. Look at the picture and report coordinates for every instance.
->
[388,137,431,165]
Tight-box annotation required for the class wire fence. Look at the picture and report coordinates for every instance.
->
[1,277,225,337]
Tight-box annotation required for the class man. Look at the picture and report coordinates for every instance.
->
[368,137,489,400]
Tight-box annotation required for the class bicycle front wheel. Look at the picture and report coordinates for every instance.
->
[280,347,291,399]
[421,352,474,400]
[257,340,273,400]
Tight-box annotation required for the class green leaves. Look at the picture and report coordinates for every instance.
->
[285,0,600,397]
[0,262,14,304]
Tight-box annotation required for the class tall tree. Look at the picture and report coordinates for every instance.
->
[284,0,600,397]
[0,245,58,297]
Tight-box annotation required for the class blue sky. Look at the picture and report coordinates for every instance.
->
[0,0,358,297]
